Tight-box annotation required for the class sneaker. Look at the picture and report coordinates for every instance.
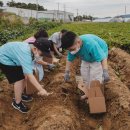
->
[22,94,33,102]
[12,100,29,113]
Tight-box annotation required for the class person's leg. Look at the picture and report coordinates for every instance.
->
[0,64,29,113]
[80,61,90,86]
[90,62,103,84]
[80,61,90,100]
[20,77,33,102]
[14,79,25,104]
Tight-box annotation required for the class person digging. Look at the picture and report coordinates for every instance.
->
[49,29,68,58]
[61,31,110,100]
[0,38,53,113]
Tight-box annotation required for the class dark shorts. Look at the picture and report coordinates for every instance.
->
[0,63,25,84]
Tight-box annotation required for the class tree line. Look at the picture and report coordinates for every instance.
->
[0,0,47,11]
[0,1,3,7]
[74,15,95,21]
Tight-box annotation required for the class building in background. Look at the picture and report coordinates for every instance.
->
[93,14,130,23]
[0,7,74,22]
[116,14,130,22]
[93,17,112,22]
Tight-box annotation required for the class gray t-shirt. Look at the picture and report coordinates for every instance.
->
[49,32,61,48]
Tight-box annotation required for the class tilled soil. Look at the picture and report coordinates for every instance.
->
[109,47,130,89]
[0,48,130,130]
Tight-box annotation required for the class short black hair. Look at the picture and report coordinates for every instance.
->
[34,28,49,39]
[61,29,68,34]
[61,31,77,49]
[34,37,52,57]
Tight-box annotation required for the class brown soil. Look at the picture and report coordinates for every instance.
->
[109,47,130,88]
[0,48,130,130]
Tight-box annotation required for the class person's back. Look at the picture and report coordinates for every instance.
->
[0,42,32,74]
[80,34,108,55]
[49,32,61,48]
[0,38,52,113]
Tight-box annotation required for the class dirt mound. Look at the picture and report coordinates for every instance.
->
[0,49,130,130]
[0,58,81,130]
[109,47,130,88]
[28,105,80,130]
[103,67,130,130]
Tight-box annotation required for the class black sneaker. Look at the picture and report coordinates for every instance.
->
[12,100,29,113]
[22,94,33,102]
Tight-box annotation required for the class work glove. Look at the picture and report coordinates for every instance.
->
[58,53,63,58]
[103,69,110,83]
[48,64,56,70]
[64,70,70,81]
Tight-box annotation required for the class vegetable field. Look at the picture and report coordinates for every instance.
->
[49,22,130,52]
[1,22,130,130]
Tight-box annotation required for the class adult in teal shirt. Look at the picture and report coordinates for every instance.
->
[61,31,110,99]
[0,38,52,113]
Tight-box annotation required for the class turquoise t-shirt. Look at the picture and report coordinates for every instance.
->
[67,34,108,62]
[0,42,33,74]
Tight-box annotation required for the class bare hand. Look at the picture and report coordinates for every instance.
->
[38,89,52,96]
[36,60,43,64]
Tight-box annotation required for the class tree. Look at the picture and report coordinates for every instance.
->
[7,1,16,7]
[0,1,3,7]
[7,1,47,11]
[74,14,94,21]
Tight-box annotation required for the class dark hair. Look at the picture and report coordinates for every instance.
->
[34,28,49,39]
[61,29,68,34]
[61,31,77,49]
[34,37,52,57]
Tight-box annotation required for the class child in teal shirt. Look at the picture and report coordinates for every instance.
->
[61,31,110,100]
[0,38,53,113]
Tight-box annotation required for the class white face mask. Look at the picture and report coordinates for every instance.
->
[35,53,40,58]
[34,50,41,61]
[70,47,80,55]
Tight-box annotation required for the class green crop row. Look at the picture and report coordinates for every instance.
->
[0,21,61,45]
[48,22,130,53]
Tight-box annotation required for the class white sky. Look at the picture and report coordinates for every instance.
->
[2,0,130,17]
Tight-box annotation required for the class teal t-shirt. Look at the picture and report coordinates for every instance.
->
[0,42,33,74]
[67,34,108,62]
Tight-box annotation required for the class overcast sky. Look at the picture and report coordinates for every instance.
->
[3,0,130,17]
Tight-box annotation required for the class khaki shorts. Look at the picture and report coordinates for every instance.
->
[80,61,103,88]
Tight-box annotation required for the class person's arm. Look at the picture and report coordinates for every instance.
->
[65,60,72,72]
[101,58,110,82]
[36,60,49,66]
[89,41,110,82]
[64,52,77,81]
[36,60,55,70]
[101,58,108,70]
[64,60,73,81]
[53,43,62,57]
[26,74,50,96]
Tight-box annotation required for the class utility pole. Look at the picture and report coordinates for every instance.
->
[64,4,66,22]
[36,0,38,19]
[57,2,60,21]
[125,5,126,15]
[77,9,79,21]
